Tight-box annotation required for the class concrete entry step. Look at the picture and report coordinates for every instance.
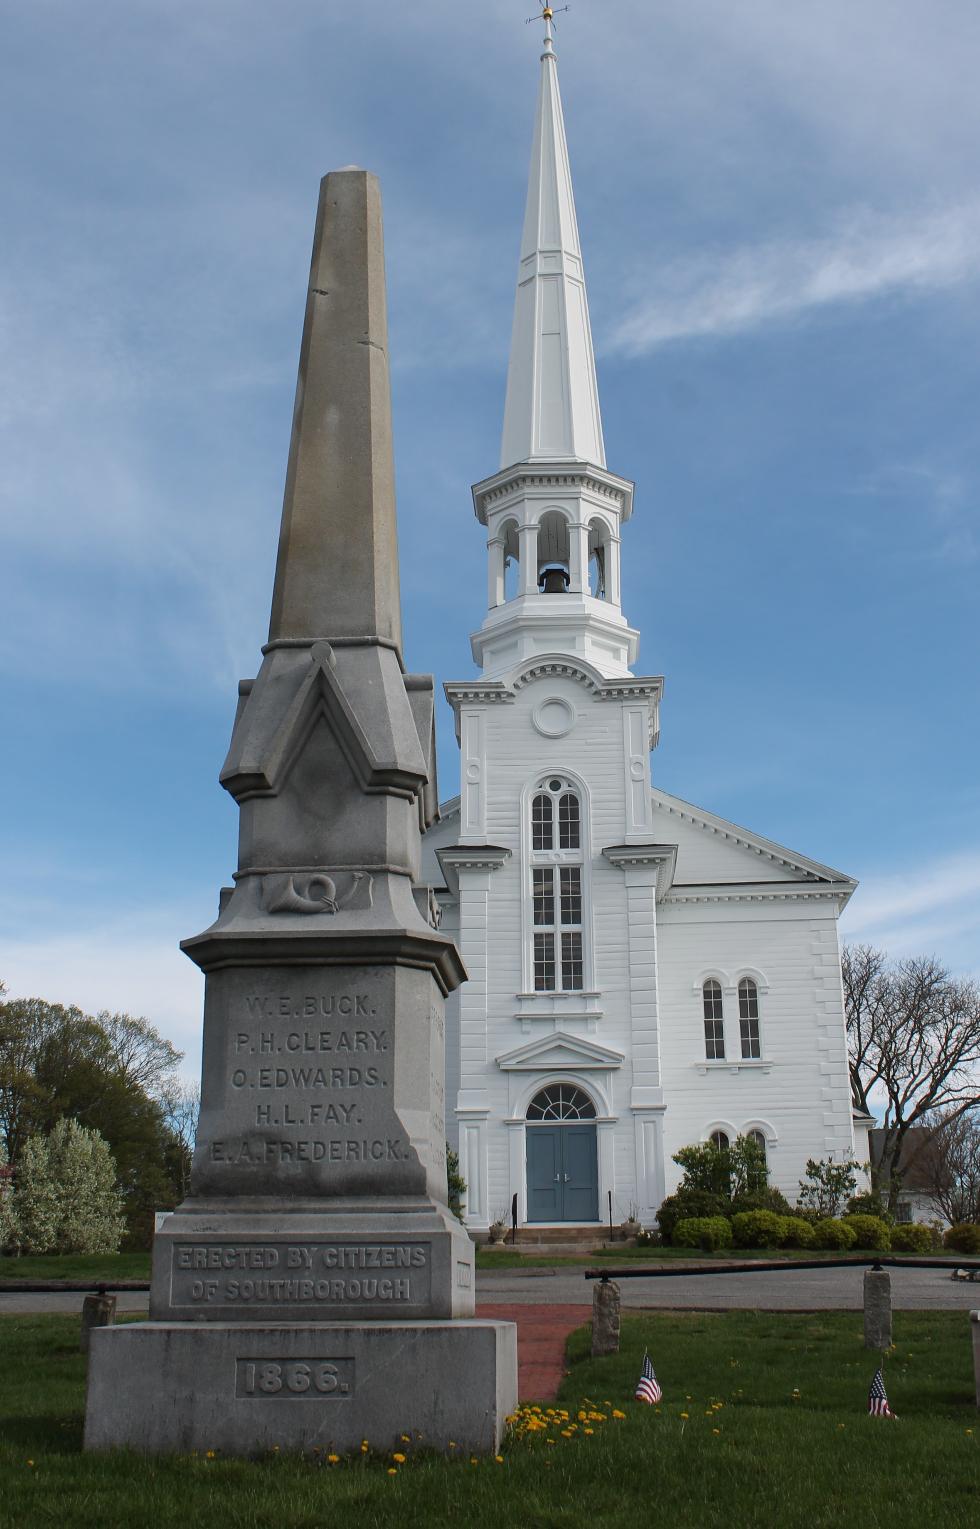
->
[481,1229,634,1257]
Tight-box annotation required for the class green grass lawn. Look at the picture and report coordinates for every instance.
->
[0,1310,976,1528]
[0,1253,151,1282]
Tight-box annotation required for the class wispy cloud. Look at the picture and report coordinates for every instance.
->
[1,904,206,1075]
[841,849,980,979]
[610,201,980,354]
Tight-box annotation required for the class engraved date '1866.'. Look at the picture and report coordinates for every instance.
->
[235,1358,354,1399]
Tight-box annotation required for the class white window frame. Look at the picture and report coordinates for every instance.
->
[521,772,593,996]
[737,977,762,1060]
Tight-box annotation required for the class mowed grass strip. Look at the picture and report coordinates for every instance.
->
[0,1253,151,1282]
[0,1312,976,1529]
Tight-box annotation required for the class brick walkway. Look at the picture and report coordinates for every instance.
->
[477,1302,591,1402]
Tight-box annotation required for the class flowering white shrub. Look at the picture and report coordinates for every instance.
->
[11,1132,59,1252]
[13,1119,125,1254]
[0,1139,16,1250]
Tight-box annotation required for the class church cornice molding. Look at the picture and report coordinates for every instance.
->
[602,843,677,900]
[443,681,515,709]
[471,461,634,526]
[444,660,662,714]
[664,884,854,907]
[436,843,511,897]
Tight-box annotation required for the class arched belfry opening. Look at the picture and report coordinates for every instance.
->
[536,510,571,593]
[588,516,611,600]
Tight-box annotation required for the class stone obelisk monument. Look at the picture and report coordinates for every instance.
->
[84,169,517,1455]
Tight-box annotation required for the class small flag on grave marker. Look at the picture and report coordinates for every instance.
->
[867,1367,897,1418]
[635,1351,662,1405]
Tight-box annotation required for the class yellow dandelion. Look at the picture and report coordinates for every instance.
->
[495,1454,504,1463]
[612,1409,626,1419]
[401,1434,411,1442]
[205,1450,216,1460]
[470,1456,479,1465]
[712,1428,721,1436]
[584,1427,594,1436]
[387,1467,397,1476]
[328,1454,340,1464]
[546,1439,556,1446]
[26,1460,34,1468]
[680,1412,689,1420]
[392,1452,406,1464]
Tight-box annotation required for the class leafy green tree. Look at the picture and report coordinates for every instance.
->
[673,1135,768,1201]
[796,1157,860,1218]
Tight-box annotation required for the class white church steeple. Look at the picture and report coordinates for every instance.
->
[500,15,605,469]
[470,14,639,681]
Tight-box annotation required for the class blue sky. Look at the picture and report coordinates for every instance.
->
[2,0,978,1072]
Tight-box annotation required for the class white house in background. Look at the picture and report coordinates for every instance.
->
[420,17,859,1234]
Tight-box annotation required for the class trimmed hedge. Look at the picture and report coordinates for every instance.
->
[672,1216,733,1251]
[656,1190,729,1243]
[842,1214,891,1251]
[943,1223,980,1254]
[890,1222,936,1253]
[780,1216,816,1249]
[812,1218,857,1250]
[731,1210,786,1248]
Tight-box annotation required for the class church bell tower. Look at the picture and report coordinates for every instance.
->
[471,15,640,681]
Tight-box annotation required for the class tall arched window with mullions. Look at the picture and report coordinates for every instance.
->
[528,775,587,992]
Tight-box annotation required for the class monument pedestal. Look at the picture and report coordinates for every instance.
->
[84,1320,518,1454]
[83,169,516,1458]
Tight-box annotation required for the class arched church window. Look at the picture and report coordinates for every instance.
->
[703,979,725,1060]
[532,793,553,850]
[748,1128,768,1167]
[528,776,586,993]
[558,792,580,849]
[710,1129,730,1151]
[526,1084,596,1121]
[738,978,761,1059]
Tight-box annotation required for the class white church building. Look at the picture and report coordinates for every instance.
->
[421,17,860,1234]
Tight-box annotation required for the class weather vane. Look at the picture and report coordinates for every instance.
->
[526,6,570,29]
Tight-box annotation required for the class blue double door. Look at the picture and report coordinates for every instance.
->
[526,1125,599,1222]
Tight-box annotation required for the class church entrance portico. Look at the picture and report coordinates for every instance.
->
[525,1084,599,1222]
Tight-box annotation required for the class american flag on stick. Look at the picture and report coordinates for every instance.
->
[867,1367,897,1418]
[635,1351,662,1405]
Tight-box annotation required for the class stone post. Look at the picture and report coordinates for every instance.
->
[591,1280,621,1357]
[80,1292,116,1352]
[83,169,517,1458]
[863,1268,892,1350]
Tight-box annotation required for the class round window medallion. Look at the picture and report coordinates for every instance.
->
[533,700,576,739]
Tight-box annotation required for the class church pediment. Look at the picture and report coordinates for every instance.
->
[495,1030,625,1072]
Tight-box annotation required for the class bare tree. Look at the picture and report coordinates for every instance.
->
[159,1081,200,1198]
[924,1109,980,1225]
[94,1012,182,1096]
[843,944,980,1211]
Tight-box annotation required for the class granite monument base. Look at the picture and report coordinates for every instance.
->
[149,1198,475,1322]
[84,1319,518,1455]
